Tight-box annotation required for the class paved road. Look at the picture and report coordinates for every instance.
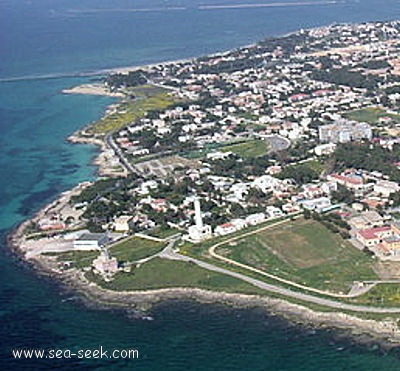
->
[106,133,137,174]
[158,239,400,314]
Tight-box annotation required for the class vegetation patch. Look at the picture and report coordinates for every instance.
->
[144,226,180,239]
[52,250,99,269]
[353,283,400,307]
[220,139,270,158]
[87,85,177,134]
[86,257,265,294]
[109,236,164,263]
[344,107,400,125]
[216,218,378,293]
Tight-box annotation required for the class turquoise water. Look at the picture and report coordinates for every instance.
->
[2,0,400,369]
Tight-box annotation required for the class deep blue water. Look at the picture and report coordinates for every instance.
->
[2,0,400,369]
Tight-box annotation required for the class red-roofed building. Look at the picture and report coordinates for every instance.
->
[214,222,237,236]
[312,89,332,97]
[327,173,364,190]
[356,226,394,247]
[289,93,309,102]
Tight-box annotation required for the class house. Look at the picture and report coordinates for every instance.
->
[266,206,284,219]
[245,213,266,226]
[373,235,400,258]
[282,203,301,214]
[252,175,282,194]
[314,143,336,156]
[373,180,400,198]
[38,218,66,231]
[327,173,364,191]
[231,218,247,230]
[74,233,109,251]
[215,223,237,236]
[113,215,133,233]
[92,250,118,275]
[300,197,332,213]
[355,226,394,248]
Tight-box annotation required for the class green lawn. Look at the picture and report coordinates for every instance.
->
[220,139,269,158]
[216,218,378,293]
[144,226,180,239]
[109,236,164,263]
[344,107,400,125]
[86,257,265,294]
[53,250,99,269]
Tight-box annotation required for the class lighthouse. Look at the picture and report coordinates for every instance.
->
[187,197,212,242]
[194,197,203,229]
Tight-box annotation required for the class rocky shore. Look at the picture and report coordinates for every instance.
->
[8,223,400,349]
[7,48,400,349]
[68,133,127,177]
[7,123,400,349]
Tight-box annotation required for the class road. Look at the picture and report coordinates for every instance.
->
[207,218,373,299]
[105,133,137,174]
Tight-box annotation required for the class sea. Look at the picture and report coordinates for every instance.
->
[1,0,400,369]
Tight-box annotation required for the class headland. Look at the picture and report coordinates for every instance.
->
[10,19,400,346]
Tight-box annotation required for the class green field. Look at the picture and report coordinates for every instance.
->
[87,85,177,134]
[109,236,164,263]
[220,139,269,158]
[344,107,400,125]
[144,226,180,239]
[353,283,400,307]
[216,218,378,293]
[86,257,265,294]
[52,250,99,269]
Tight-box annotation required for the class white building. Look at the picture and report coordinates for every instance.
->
[252,175,282,194]
[300,197,332,213]
[215,222,237,236]
[374,180,400,198]
[113,216,133,233]
[245,213,266,226]
[74,233,108,251]
[231,218,247,230]
[266,206,284,219]
[314,143,336,156]
[92,250,118,275]
[229,183,249,201]
[319,120,372,143]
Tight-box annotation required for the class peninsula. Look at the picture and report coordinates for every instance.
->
[11,20,400,345]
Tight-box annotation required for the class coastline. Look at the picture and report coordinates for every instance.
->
[8,19,400,349]
[7,190,400,348]
[10,238,400,348]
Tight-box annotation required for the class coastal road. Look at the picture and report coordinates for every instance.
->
[159,239,400,314]
[105,133,137,174]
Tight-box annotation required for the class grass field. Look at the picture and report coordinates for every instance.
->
[353,283,400,307]
[144,226,180,239]
[109,236,164,263]
[86,257,265,294]
[87,85,177,134]
[220,139,269,158]
[54,250,99,269]
[344,107,400,125]
[216,218,378,293]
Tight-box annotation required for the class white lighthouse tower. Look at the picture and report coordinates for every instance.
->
[188,197,212,242]
[194,197,203,229]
